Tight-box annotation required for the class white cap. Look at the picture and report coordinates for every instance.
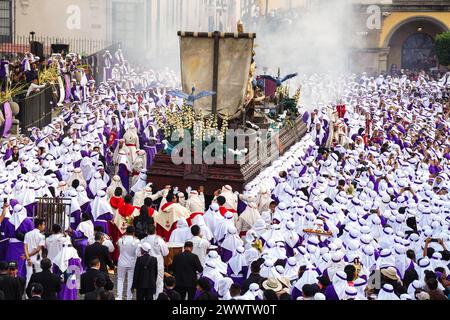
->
[314,293,326,300]
[140,242,152,252]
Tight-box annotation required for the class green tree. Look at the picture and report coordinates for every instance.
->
[435,31,450,66]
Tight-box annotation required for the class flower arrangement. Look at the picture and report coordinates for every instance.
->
[155,100,229,153]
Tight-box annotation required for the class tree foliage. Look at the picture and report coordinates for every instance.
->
[435,31,450,66]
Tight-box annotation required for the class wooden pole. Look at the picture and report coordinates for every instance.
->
[212,30,220,115]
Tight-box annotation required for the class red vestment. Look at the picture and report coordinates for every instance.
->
[186,212,203,226]
[219,206,236,217]
[118,203,136,218]
[110,196,124,210]
[108,196,125,264]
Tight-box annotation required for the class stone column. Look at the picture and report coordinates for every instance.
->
[378,47,390,74]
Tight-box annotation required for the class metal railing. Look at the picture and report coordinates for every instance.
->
[15,85,56,134]
[0,35,113,60]
[34,197,71,231]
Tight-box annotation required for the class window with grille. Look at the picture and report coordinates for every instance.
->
[0,0,11,41]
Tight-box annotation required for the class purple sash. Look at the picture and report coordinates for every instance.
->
[64,75,71,102]
[2,102,12,137]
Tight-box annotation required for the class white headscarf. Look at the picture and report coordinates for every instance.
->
[407,280,423,300]
[202,261,224,286]
[10,204,28,230]
[228,247,248,276]
[76,186,90,207]
[284,257,300,281]
[283,221,300,248]
[130,170,147,194]
[91,190,112,221]
[186,191,205,213]
[239,202,260,227]
[206,250,227,275]
[260,259,281,278]
[68,189,81,214]
[331,271,350,300]
[216,277,233,300]
[215,212,235,243]
[191,214,213,242]
[248,283,264,300]
[262,239,287,260]
[377,284,399,300]
[221,226,244,252]
[76,219,95,245]
[168,218,191,244]
[292,264,319,294]
[53,237,80,273]
[203,203,223,235]
[88,172,107,198]
[107,175,125,198]
[15,184,35,207]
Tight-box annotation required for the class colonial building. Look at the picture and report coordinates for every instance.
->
[255,0,450,73]
[1,0,448,72]
[0,0,113,55]
[2,0,112,41]
[368,0,450,73]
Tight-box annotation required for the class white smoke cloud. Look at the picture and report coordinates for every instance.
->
[129,1,364,108]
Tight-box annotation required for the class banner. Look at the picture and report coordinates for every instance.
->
[179,32,255,120]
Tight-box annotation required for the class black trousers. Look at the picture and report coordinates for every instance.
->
[136,288,155,301]
[175,286,196,300]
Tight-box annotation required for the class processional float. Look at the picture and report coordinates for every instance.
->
[148,26,307,194]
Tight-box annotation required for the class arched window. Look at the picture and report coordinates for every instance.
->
[402,33,436,70]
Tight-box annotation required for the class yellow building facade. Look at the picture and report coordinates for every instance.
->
[378,9,450,72]
[256,0,450,73]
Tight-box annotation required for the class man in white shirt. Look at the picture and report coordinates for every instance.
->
[140,224,169,299]
[190,225,210,267]
[117,226,140,300]
[24,218,46,286]
[45,224,66,263]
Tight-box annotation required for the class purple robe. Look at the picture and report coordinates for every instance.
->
[3,148,12,160]
[53,258,83,300]
[324,284,340,300]
[81,203,91,215]
[195,277,218,299]
[144,145,157,168]
[80,150,90,158]
[4,218,34,278]
[64,74,72,102]
[0,220,9,261]
[71,230,89,269]
[93,213,113,234]
[73,159,81,168]
[219,248,233,263]
[117,164,130,192]
[70,210,82,230]
[227,265,247,288]
[237,200,247,215]
[285,239,302,257]
[24,203,37,218]
[291,286,302,300]
[54,170,63,181]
